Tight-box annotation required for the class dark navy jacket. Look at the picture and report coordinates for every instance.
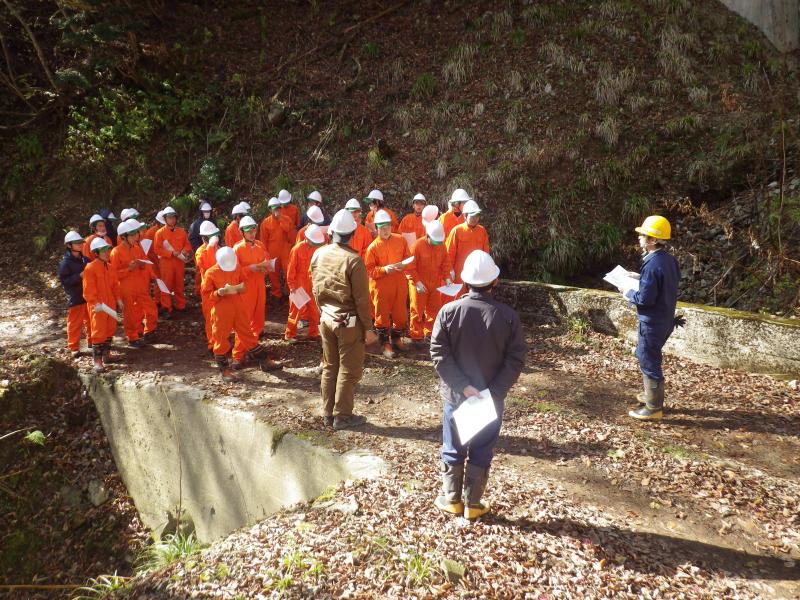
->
[99,208,118,245]
[625,249,680,324]
[430,290,526,405]
[57,251,90,307]
[188,212,213,253]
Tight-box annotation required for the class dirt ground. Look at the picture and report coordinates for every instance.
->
[1,275,798,598]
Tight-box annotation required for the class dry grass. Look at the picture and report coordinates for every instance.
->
[435,159,447,179]
[626,94,648,112]
[491,10,514,42]
[507,70,523,94]
[442,43,478,85]
[664,114,703,136]
[595,115,620,147]
[688,86,708,105]
[595,66,636,106]
[599,0,633,20]
[658,26,696,84]
[473,102,485,118]
[412,128,431,145]
[540,42,585,75]
[504,113,518,135]
[650,79,670,96]
[393,107,413,130]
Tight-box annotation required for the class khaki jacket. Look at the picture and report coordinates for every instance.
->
[310,243,373,330]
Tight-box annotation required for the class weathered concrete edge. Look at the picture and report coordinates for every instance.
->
[496,280,800,377]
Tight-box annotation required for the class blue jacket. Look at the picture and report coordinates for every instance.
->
[57,251,89,307]
[99,208,118,245]
[625,249,680,324]
[188,212,213,253]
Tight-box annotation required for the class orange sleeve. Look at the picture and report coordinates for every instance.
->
[179,229,191,253]
[446,227,458,264]
[286,244,301,289]
[482,227,490,252]
[82,264,98,305]
[110,267,120,302]
[201,268,220,307]
[405,240,421,283]
[110,247,132,282]
[439,246,453,280]
[364,242,387,280]
[154,229,172,259]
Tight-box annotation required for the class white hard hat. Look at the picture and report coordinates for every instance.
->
[240,201,251,210]
[268,197,281,208]
[278,189,292,204]
[463,200,481,215]
[239,215,257,231]
[126,218,144,232]
[329,209,357,235]
[307,190,322,203]
[155,210,166,225]
[120,208,139,221]
[199,202,212,212]
[421,205,439,222]
[461,250,499,286]
[231,202,248,216]
[106,212,117,220]
[116,220,131,237]
[64,231,84,244]
[305,224,326,245]
[345,198,361,211]
[90,237,111,253]
[89,214,104,226]
[450,188,471,204]
[366,189,384,202]
[374,209,392,226]
[199,221,220,237]
[161,206,177,216]
[412,193,426,203]
[306,205,324,224]
[215,246,237,272]
[425,220,445,243]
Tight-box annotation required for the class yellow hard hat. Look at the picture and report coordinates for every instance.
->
[635,215,671,240]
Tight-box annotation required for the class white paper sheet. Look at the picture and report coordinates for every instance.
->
[163,240,175,253]
[603,265,639,293]
[402,232,417,250]
[437,283,463,297]
[452,389,498,444]
[137,259,154,265]
[140,239,152,254]
[400,256,415,266]
[156,278,173,295]
[95,303,122,322]
[289,287,311,309]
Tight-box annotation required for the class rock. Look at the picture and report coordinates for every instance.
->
[268,103,286,126]
[788,380,798,390]
[87,479,110,506]
[441,558,466,583]
[330,496,359,515]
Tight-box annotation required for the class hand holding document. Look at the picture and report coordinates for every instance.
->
[156,278,173,295]
[437,282,463,297]
[452,389,498,444]
[221,282,245,295]
[289,287,311,309]
[94,303,122,322]
[604,265,640,294]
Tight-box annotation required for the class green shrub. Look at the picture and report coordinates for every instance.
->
[411,73,437,99]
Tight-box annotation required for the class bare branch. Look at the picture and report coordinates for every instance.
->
[1,0,59,93]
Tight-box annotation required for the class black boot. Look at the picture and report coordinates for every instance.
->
[216,355,234,381]
[463,463,491,520]
[92,344,105,373]
[376,328,393,358]
[391,328,407,352]
[434,462,464,515]
[629,376,664,420]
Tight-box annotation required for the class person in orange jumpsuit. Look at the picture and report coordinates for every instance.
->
[154,206,191,316]
[295,205,329,244]
[58,231,92,358]
[110,219,158,347]
[234,215,271,342]
[284,224,326,342]
[439,188,469,238]
[225,202,249,248]
[365,209,411,358]
[344,198,372,257]
[83,214,114,261]
[406,220,454,346]
[141,210,164,308]
[446,200,490,285]
[259,197,293,299]
[201,247,260,380]
[363,189,398,235]
[279,189,301,232]
[83,237,121,373]
[195,220,221,355]
[398,193,427,241]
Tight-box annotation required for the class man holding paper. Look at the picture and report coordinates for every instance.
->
[430,250,526,520]
[284,224,326,342]
[83,237,123,373]
[398,193,427,240]
[154,206,191,317]
[234,216,271,342]
[445,199,490,285]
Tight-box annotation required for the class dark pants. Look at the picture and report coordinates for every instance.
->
[636,320,674,381]
[441,397,505,469]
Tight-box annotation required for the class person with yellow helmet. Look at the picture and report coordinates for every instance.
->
[622,215,680,421]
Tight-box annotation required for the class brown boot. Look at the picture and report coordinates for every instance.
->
[216,355,235,381]
[391,329,407,352]
[92,344,105,373]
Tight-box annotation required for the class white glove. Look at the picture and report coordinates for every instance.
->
[445,278,453,286]
[415,282,427,294]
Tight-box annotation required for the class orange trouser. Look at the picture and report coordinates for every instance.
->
[267,249,288,297]
[409,283,442,340]
[121,290,157,341]
[285,295,320,339]
[66,304,91,351]
[372,275,408,331]
[194,269,201,295]
[201,296,213,350]
[159,259,186,310]
[89,307,117,345]
[241,277,266,337]
[211,301,258,361]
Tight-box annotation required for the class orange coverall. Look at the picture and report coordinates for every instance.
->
[284,240,320,340]
[67,305,91,351]
[225,220,242,248]
[154,225,191,311]
[82,234,113,261]
[349,222,372,257]
[446,223,490,284]
[141,226,161,277]
[82,259,120,345]
[398,213,425,239]
[200,264,257,361]
[295,224,330,245]
[365,207,399,233]
[283,203,301,229]
[234,239,269,338]
[365,233,410,332]
[259,213,293,298]
[195,242,218,349]
[110,242,157,342]
[439,210,465,239]
[405,238,452,341]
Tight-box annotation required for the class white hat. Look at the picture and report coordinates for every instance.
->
[64,231,84,244]
[231,202,248,216]
[412,193,426,203]
[306,190,322,203]
[161,206,177,216]
[305,224,326,245]
[374,209,392,226]
[89,214,104,226]
[425,220,445,243]
[199,221,220,237]
[240,201,251,210]
[155,210,166,225]
[329,209,357,235]
[421,205,439,222]
[106,212,117,220]
[117,220,131,237]
[239,215,257,231]
[126,218,144,232]
[461,250,499,286]
[90,237,111,253]
[463,199,481,215]
[268,197,281,208]
[306,205,324,224]
[345,198,361,211]
[366,189,384,202]
[120,208,139,221]
[450,188,471,204]
[199,202,212,212]
[216,246,237,272]
[278,189,292,204]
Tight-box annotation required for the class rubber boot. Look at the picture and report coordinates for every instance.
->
[391,329,407,352]
[377,328,394,359]
[216,355,234,381]
[434,462,464,515]
[92,343,105,373]
[463,463,491,520]
[629,375,664,420]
